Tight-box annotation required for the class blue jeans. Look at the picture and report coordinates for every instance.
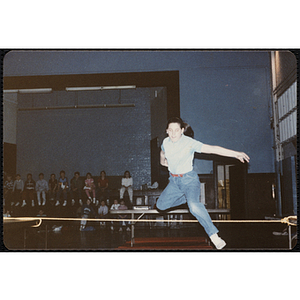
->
[156,170,218,237]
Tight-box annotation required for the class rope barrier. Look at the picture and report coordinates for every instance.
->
[4,215,296,250]
[4,216,295,227]
[281,216,297,226]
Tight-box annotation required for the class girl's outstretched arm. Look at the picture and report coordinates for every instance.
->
[201,144,250,163]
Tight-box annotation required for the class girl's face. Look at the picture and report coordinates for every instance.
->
[167,122,184,142]
[87,174,91,179]
[60,173,65,178]
[125,172,130,178]
[100,172,105,177]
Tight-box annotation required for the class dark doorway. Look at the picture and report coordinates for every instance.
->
[229,164,248,219]
[3,142,17,176]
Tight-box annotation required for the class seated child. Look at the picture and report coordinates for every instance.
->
[22,173,36,207]
[48,174,58,202]
[120,170,133,205]
[56,171,69,207]
[118,200,131,232]
[4,174,14,210]
[70,171,84,206]
[98,200,109,226]
[84,173,96,204]
[97,170,109,205]
[13,174,24,207]
[110,199,120,231]
[36,173,49,206]
[80,198,96,231]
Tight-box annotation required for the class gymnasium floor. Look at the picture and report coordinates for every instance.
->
[3,220,296,251]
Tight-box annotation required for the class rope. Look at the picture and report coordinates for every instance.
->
[3,216,288,228]
[281,216,297,226]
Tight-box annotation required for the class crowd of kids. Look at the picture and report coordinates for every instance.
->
[3,170,133,232]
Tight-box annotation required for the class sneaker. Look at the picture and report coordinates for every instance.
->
[42,200,46,206]
[210,233,226,250]
[38,201,41,206]
[32,200,35,207]
[80,225,85,231]
[71,199,75,206]
[119,227,123,232]
[79,199,83,206]
[111,226,114,230]
[15,202,20,206]
[55,201,60,206]
[63,200,67,206]
[11,202,15,206]
[96,200,99,206]
[93,198,96,204]
[21,201,27,207]
[126,227,131,232]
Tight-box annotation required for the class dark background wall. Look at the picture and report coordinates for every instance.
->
[4,50,274,179]
[16,88,165,189]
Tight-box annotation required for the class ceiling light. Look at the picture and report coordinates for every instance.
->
[3,89,19,93]
[65,85,136,92]
[18,88,53,93]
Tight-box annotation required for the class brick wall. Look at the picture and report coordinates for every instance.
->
[16,88,163,189]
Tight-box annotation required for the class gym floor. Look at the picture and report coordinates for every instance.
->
[3,220,295,251]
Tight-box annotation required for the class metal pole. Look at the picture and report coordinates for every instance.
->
[45,225,48,250]
[288,225,292,250]
[131,213,134,247]
[24,228,26,249]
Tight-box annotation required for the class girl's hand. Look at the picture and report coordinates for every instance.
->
[236,152,250,163]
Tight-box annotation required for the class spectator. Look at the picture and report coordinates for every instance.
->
[3,210,11,217]
[13,174,24,207]
[98,199,109,227]
[120,171,133,205]
[84,173,96,204]
[56,170,69,207]
[118,200,131,232]
[97,170,109,205]
[22,173,36,207]
[48,174,58,203]
[110,199,120,231]
[36,173,49,206]
[4,174,14,210]
[70,171,84,206]
[80,198,96,231]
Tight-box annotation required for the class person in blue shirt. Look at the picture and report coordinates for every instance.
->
[55,170,69,207]
[157,117,250,250]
